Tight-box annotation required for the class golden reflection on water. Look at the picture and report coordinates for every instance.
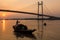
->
[2,20,5,31]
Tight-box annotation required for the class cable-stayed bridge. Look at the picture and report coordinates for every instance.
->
[0,9,60,20]
[0,1,60,20]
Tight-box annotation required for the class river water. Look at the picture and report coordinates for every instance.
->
[0,20,60,40]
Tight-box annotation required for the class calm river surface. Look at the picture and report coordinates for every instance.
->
[0,20,60,40]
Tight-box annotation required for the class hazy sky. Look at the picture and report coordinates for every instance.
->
[0,0,60,17]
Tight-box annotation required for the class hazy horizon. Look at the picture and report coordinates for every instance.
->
[0,0,60,18]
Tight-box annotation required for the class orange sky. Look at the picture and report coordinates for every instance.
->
[0,0,60,17]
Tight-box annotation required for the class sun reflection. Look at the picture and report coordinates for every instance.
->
[2,20,5,32]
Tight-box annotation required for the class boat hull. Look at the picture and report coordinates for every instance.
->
[14,29,36,34]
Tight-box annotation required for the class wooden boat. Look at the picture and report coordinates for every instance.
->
[13,31,36,39]
[13,24,36,34]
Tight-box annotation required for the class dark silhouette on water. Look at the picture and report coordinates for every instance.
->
[13,20,36,40]
[13,20,36,34]
[44,23,47,26]
[13,31,36,39]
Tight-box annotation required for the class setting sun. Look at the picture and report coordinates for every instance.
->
[2,13,6,17]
